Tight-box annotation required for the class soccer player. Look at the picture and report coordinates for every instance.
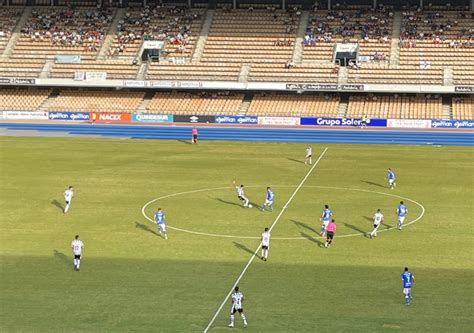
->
[320,204,333,236]
[233,180,250,208]
[229,286,248,328]
[63,186,74,214]
[397,201,408,230]
[71,235,83,271]
[261,227,270,261]
[304,146,313,165]
[401,267,415,305]
[154,208,168,239]
[325,219,336,248]
[387,168,396,189]
[261,187,274,212]
[191,126,198,144]
[370,209,384,238]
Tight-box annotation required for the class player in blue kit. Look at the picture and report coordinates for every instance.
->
[397,201,408,230]
[387,168,396,189]
[319,205,333,236]
[261,187,274,212]
[401,267,415,305]
[154,208,168,239]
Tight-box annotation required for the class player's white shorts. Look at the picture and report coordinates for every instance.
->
[230,304,243,314]
[322,220,330,227]
[262,242,270,249]
[264,199,273,206]
[389,179,395,185]
[403,288,411,295]
[157,223,166,232]
[398,216,406,224]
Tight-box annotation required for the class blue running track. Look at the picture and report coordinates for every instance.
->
[1,122,473,146]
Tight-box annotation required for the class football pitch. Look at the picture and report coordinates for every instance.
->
[0,136,472,332]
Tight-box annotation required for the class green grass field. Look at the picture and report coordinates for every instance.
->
[0,137,472,332]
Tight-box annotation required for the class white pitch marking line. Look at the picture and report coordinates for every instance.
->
[141,185,425,240]
[202,147,328,333]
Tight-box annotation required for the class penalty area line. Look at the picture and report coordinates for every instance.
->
[203,147,328,333]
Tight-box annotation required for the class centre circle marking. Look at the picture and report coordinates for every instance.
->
[141,185,425,240]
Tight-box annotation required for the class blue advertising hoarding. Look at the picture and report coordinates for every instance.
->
[48,112,90,121]
[431,119,474,129]
[300,117,387,127]
[214,116,258,125]
[132,114,174,123]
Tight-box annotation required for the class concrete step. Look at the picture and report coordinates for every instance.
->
[2,7,32,58]
[389,11,402,66]
[39,60,54,79]
[38,90,60,112]
[338,66,348,84]
[97,8,126,60]
[238,64,251,83]
[337,101,348,118]
[136,62,148,80]
[238,95,253,116]
[292,11,309,64]
[192,10,214,62]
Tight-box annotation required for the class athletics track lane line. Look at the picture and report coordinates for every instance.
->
[203,147,329,332]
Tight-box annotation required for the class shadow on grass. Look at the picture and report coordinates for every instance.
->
[233,242,255,256]
[213,197,243,208]
[292,220,319,234]
[300,232,324,247]
[361,180,386,188]
[344,223,368,237]
[178,139,193,145]
[135,222,158,236]
[287,158,305,164]
[53,249,69,266]
[51,199,63,212]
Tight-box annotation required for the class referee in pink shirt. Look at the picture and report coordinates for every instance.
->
[325,219,336,248]
[191,126,198,144]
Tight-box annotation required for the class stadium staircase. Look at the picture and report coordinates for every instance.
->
[442,97,453,120]
[238,64,251,83]
[389,12,402,66]
[39,60,54,78]
[1,7,32,58]
[443,67,453,86]
[97,8,126,60]
[237,95,253,116]
[136,91,155,113]
[191,10,215,62]
[338,66,348,84]
[38,90,59,112]
[337,97,348,118]
[291,11,310,64]
[136,62,149,80]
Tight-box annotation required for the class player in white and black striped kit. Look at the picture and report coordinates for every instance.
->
[261,227,270,261]
[233,181,250,208]
[229,286,248,328]
[71,235,83,271]
[370,209,384,238]
[63,186,74,214]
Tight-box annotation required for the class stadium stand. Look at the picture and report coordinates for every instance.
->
[452,96,474,119]
[248,63,338,83]
[48,89,144,113]
[247,93,340,117]
[50,60,139,79]
[146,91,244,115]
[146,61,241,81]
[398,9,474,67]
[346,94,443,119]
[0,58,45,78]
[201,8,299,64]
[453,67,474,85]
[12,7,115,60]
[0,8,22,53]
[0,87,51,111]
[303,6,392,62]
[110,6,205,59]
[347,64,444,84]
